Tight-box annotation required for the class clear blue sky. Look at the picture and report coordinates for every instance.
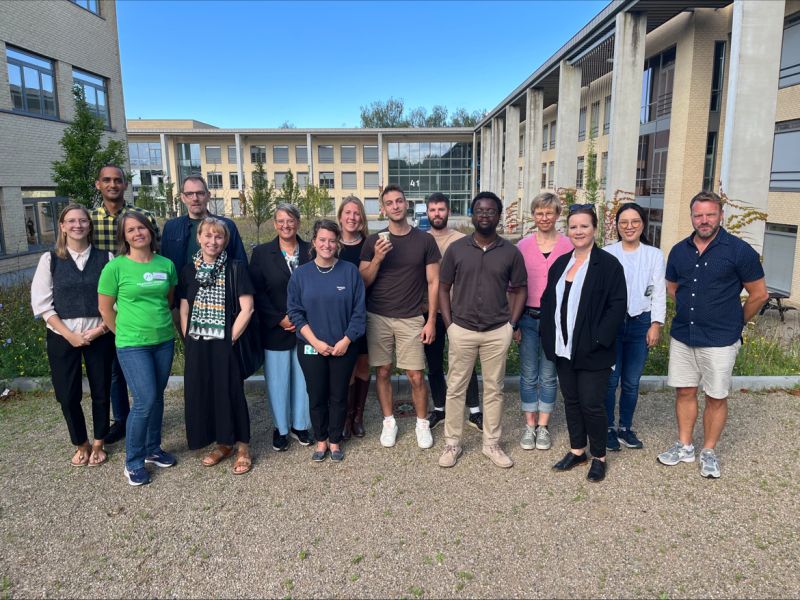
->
[118,0,607,128]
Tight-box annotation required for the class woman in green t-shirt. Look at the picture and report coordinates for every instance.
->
[98,211,177,487]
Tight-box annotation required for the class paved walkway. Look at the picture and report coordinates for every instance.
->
[1,387,799,598]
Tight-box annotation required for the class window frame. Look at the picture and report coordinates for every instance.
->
[6,46,59,119]
[319,171,335,188]
[341,171,357,189]
[273,145,289,164]
[73,67,110,127]
[206,171,223,190]
[363,145,379,163]
[341,145,357,164]
[205,145,222,165]
[250,145,266,164]
[318,145,334,163]
[779,14,800,89]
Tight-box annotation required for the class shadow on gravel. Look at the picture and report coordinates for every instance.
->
[1,386,799,598]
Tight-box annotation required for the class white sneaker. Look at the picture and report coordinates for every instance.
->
[380,417,399,448]
[415,420,433,449]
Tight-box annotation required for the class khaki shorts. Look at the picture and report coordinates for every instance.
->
[366,312,426,371]
[667,337,741,399]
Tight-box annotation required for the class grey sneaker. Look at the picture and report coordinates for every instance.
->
[699,448,721,478]
[438,444,463,468]
[520,425,537,450]
[657,442,696,466]
[535,426,552,450]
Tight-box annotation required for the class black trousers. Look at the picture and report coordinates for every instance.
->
[424,312,479,410]
[46,329,113,445]
[556,358,610,459]
[297,341,358,444]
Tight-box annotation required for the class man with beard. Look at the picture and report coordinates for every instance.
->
[360,185,441,449]
[423,193,482,432]
[658,191,767,478]
[89,164,161,444]
[437,192,527,468]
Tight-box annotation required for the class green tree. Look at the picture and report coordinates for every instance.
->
[52,86,128,207]
[300,183,333,222]
[279,169,302,206]
[244,158,275,243]
[135,185,158,213]
[583,132,599,205]
[359,98,484,128]
[279,120,296,129]
[449,108,486,127]
[360,97,407,127]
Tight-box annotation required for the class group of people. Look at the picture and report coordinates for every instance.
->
[31,163,768,486]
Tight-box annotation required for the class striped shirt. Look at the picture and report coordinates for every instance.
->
[89,202,161,253]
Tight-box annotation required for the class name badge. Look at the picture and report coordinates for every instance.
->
[304,345,318,355]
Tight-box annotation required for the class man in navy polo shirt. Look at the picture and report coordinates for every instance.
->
[657,191,768,478]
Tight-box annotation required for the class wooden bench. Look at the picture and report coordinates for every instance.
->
[759,288,797,323]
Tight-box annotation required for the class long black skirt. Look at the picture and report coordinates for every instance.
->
[184,336,250,450]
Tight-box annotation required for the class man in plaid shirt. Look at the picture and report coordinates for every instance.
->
[89,164,161,444]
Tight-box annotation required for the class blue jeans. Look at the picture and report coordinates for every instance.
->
[605,311,651,429]
[265,347,310,435]
[110,354,130,423]
[519,312,557,414]
[117,339,174,470]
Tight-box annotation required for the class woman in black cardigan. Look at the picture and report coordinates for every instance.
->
[540,205,627,482]
[249,203,312,452]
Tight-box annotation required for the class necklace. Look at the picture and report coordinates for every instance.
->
[315,260,336,274]
[341,234,363,246]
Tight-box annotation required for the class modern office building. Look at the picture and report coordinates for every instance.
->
[0,0,128,274]
[125,120,474,218]
[476,0,800,299]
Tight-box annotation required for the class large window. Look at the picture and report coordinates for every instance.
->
[274,171,287,188]
[519,133,524,157]
[770,119,800,191]
[590,101,600,137]
[641,47,676,124]
[549,121,556,149]
[296,145,308,163]
[209,197,225,215]
[342,172,357,189]
[547,161,554,188]
[205,146,221,164]
[23,193,68,252]
[710,41,726,111]
[363,145,379,163]
[229,172,239,189]
[364,198,380,214]
[207,172,223,189]
[318,145,334,163]
[274,145,289,163]
[364,171,379,188]
[319,172,335,188]
[6,47,57,118]
[387,141,473,214]
[578,107,587,141]
[129,142,162,168]
[250,145,266,164]
[636,130,670,196]
[69,0,99,14]
[703,132,718,191]
[541,163,547,189]
[228,145,238,164]
[341,145,356,163]
[601,152,608,187]
[780,15,800,88]
[576,156,585,189]
[177,143,201,185]
[603,95,611,134]
[73,68,109,126]
[297,172,309,188]
[542,124,549,150]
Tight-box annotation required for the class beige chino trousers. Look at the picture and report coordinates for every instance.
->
[444,322,513,446]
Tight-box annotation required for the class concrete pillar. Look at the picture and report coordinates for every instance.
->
[523,88,544,216]
[377,132,384,188]
[480,126,491,192]
[490,116,504,195]
[606,11,647,200]
[719,0,785,254]
[555,60,581,189]
[471,131,478,197]
[306,132,314,184]
[0,186,26,256]
[504,105,521,202]
[234,133,244,192]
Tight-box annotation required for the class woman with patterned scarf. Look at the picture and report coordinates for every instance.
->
[179,217,255,474]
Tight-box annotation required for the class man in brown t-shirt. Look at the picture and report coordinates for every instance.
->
[360,185,440,450]
[438,192,528,469]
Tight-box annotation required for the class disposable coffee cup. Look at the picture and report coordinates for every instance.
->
[378,231,390,243]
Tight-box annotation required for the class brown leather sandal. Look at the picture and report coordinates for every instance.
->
[233,450,252,475]
[202,445,233,467]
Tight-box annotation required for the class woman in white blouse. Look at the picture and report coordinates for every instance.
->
[31,204,115,466]
[602,203,666,452]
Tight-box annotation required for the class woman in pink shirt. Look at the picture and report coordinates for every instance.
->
[516,193,574,452]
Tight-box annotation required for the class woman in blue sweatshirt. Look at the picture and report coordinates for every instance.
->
[287,220,366,462]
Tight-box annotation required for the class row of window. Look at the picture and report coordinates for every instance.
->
[244,144,378,165]
[206,171,381,190]
[537,153,609,190]
[5,46,110,126]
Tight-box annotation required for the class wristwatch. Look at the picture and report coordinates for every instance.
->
[510,321,519,332]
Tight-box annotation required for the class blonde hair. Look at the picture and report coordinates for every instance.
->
[530,192,562,216]
[337,195,368,238]
[55,204,93,259]
[197,216,230,249]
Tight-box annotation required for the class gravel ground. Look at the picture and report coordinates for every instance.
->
[1,385,799,599]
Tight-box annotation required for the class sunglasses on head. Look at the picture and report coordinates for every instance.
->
[568,203,596,213]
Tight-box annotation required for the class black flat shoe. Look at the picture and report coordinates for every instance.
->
[552,451,588,471]
[105,421,126,444]
[587,458,606,482]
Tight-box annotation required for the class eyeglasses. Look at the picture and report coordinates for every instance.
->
[182,191,207,198]
[64,218,90,225]
[275,219,297,227]
[473,209,498,217]
[568,203,595,213]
